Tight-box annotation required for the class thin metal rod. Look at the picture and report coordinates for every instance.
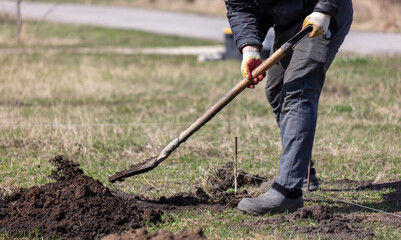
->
[234,136,238,193]
[306,157,312,191]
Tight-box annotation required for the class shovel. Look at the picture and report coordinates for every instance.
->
[109,26,313,183]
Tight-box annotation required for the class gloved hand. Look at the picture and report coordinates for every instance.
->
[303,12,331,38]
[241,50,266,89]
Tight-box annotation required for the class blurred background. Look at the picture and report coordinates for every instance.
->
[104,0,401,32]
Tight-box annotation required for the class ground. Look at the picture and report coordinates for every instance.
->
[1,156,400,239]
[0,20,400,239]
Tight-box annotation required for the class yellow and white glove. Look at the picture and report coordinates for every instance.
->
[303,12,331,38]
[241,50,265,89]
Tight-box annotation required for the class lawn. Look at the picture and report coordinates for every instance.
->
[0,20,217,48]
[0,20,400,239]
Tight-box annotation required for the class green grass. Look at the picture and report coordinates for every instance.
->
[0,20,401,239]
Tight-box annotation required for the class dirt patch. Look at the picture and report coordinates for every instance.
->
[0,158,262,239]
[0,155,162,239]
[102,227,206,240]
[205,162,266,192]
[242,206,375,239]
[293,207,375,240]
[112,161,267,212]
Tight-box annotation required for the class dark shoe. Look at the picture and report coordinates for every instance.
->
[238,182,303,215]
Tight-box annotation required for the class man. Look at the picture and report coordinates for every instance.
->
[224,0,353,215]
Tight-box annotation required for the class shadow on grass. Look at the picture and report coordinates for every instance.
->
[317,180,401,215]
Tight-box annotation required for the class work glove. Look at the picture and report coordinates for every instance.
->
[241,51,265,89]
[303,12,331,38]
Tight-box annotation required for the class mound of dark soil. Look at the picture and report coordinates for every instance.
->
[0,155,162,239]
[206,162,266,191]
[102,227,206,240]
[0,158,259,239]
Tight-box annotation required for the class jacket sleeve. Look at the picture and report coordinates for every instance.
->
[224,0,264,51]
[314,0,339,17]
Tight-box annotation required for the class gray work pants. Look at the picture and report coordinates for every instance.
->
[265,0,353,190]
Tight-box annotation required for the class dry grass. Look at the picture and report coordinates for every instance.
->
[353,0,401,32]
[1,51,400,193]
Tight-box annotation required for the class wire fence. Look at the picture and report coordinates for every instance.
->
[0,120,273,128]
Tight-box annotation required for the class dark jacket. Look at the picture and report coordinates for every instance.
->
[225,0,340,51]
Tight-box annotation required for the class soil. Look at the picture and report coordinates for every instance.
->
[1,156,400,240]
[0,156,162,239]
[102,227,206,240]
[0,157,257,239]
[242,206,376,239]
[205,161,266,192]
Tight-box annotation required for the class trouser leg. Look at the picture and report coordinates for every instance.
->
[265,1,353,190]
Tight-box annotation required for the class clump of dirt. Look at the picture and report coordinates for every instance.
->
[289,205,333,222]
[0,155,162,239]
[102,227,206,240]
[205,162,266,191]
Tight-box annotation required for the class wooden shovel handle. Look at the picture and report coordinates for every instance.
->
[179,26,313,143]
[179,45,287,143]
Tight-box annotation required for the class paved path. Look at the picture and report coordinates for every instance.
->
[1,0,401,55]
[0,0,228,41]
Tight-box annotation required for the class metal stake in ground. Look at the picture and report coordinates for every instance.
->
[234,136,238,193]
[306,157,312,191]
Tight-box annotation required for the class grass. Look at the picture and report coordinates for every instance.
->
[0,20,217,48]
[0,20,401,239]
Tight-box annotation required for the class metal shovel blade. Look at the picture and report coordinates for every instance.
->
[108,156,158,183]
